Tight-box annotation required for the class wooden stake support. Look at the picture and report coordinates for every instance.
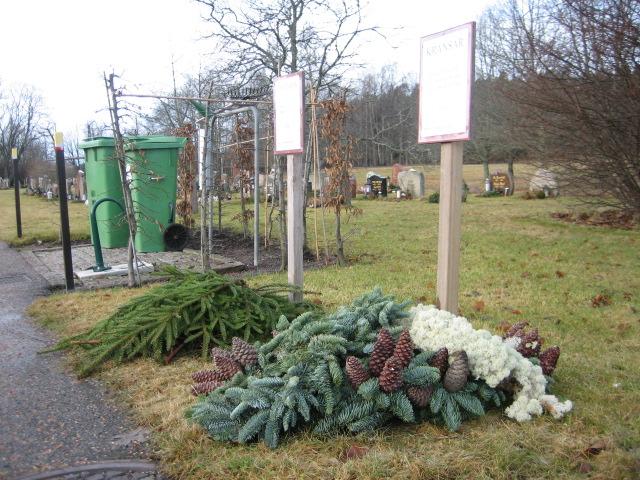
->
[436,142,464,313]
[287,153,304,302]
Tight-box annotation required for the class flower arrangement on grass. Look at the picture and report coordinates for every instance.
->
[409,304,572,422]
[187,289,571,448]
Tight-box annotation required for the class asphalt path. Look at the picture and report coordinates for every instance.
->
[0,242,157,479]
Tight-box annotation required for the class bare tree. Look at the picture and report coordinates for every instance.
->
[482,0,640,211]
[195,0,377,94]
[347,67,435,167]
[0,85,46,179]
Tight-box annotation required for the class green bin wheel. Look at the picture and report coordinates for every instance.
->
[163,224,189,251]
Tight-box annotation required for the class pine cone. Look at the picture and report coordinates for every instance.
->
[346,356,370,388]
[504,321,529,338]
[443,351,470,392]
[212,354,242,380]
[379,356,404,393]
[369,328,396,377]
[516,329,542,358]
[429,347,449,379]
[539,346,560,376]
[192,369,227,383]
[210,347,232,362]
[406,385,435,408]
[393,330,414,369]
[191,380,223,396]
[231,337,258,367]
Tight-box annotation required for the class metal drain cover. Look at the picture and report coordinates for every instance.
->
[15,461,163,480]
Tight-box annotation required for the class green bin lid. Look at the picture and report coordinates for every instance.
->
[79,136,116,149]
[124,136,188,150]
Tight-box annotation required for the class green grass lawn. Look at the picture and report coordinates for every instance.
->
[29,190,640,479]
[0,189,90,246]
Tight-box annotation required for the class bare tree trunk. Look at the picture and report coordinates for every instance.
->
[105,73,139,287]
[200,112,211,271]
[335,210,346,266]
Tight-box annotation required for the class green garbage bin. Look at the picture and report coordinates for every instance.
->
[79,137,129,248]
[125,136,187,253]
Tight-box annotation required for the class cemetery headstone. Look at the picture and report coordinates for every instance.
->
[529,168,559,197]
[312,170,329,193]
[491,172,514,195]
[77,171,86,201]
[398,169,425,198]
[391,163,408,185]
[349,175,357,199]
[367,174,388,197]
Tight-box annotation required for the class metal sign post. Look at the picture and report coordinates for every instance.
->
[11,147,22,238]
[54,132,75,291]
[418,22,475,314]
[273,72,305,302]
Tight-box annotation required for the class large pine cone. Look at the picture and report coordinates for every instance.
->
[504,321,529,339]
[539,346,560,376]
[346,356,370,388]
[443,351,470,392]
[210,347,232,362]
[192,369,227,383]
[191,380,223,396]
[369,328,396,377]
[429,347,449,379]
[516,329,542,358]
[406,385,435,408]
[379,356,404,393]
[231,337,258,367]
[393,330,414,369]
[212,354,242,380]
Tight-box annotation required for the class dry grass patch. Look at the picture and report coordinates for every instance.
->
[28,195,640,479]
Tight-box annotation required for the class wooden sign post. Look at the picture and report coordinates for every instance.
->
[418,22,475,314]
[273,72,305,302]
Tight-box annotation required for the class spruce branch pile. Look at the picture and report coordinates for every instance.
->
[47,268,311,377]
[187,289,524,448]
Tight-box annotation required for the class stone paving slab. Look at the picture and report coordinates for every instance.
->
[19,245,245,290]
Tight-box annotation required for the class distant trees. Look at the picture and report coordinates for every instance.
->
[0,84,46,179]
[195,0,377,94]
[347,67,435,167]
[480,0,640,211]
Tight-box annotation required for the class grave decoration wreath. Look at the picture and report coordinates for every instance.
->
[187,289,571,448]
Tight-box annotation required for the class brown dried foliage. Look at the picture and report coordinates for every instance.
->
[172,124,197,228]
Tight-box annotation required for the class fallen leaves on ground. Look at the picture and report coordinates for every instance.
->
[591,294,612,307]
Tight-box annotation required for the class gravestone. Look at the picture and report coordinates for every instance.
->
[398,169,425,198]
[367,174,388,197]
[77,171,86,201]
[529,168,559,197]
[311,170,329,193]
[491,172,514,195]
[349,175,357,199]
[391,163,408,185]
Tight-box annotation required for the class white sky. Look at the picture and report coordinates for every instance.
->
[0,0,493,137]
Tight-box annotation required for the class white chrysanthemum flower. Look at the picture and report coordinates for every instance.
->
[409,304,572,422]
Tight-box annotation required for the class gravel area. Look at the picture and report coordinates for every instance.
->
[0,242,160,479]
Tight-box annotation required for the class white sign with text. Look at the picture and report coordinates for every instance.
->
[418,22,475,143]
[273,72,305,154]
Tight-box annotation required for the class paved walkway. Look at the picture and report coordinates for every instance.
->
[20,245,244,290]
[0,242,162,479]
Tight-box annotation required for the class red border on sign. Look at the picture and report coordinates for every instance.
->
[273,71,305,155]
[418,22,475,144]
